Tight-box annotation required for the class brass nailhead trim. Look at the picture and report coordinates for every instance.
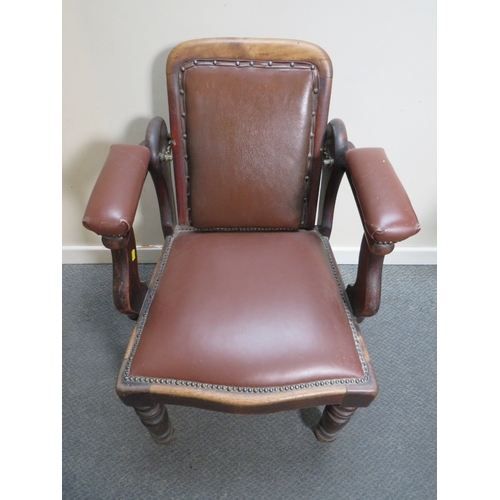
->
[123,227,370,391]
[178,59,321,229]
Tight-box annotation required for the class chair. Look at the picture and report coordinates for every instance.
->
[82,38,420,445]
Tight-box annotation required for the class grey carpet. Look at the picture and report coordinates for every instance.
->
[62,263,436,500]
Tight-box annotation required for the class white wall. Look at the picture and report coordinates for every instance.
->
[62,0,436,263]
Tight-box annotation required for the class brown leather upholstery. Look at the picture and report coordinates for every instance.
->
[128,230,364,387]
[184,65,314,229]
[166,38,333,229]
[82,38,420,443]
[82,144,150,236]
[117,228,378,413]
[345,148,420,243]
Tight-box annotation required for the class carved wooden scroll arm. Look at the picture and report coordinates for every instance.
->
[82,117,176,318]
[319,120,420,321]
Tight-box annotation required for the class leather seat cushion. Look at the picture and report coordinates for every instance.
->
[128,229,366,389]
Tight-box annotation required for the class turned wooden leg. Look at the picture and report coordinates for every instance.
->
[134,403,174,445]
[314,405,357,443]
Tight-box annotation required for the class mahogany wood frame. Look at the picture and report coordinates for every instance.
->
[319,118,397,322]
[100,117,392,323]
[83,38,420,445]
[166,38,332,230]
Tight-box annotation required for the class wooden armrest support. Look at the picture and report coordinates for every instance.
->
[318,119,348,238]
[144,116,175,237]
[82,118,175,317]
[341,148,420,320]
[102,229,148,319]
[319,128,420,320]
[82,144,151,318]
[82,144,151,236]
[345,148,420,244]
[346,235,394,321]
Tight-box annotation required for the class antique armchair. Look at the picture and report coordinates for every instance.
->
[82,38,420,445]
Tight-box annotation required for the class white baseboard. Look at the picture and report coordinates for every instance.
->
[62,245,437,265]
[333,246,437,265]
[62,246,164,264]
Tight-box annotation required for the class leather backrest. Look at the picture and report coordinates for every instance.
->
[167,38,333,229]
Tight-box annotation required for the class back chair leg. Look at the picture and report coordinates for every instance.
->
[314,405,357,443]
[134,403,174,445]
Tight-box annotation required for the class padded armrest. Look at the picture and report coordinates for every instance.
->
[345,148,420,243]
[82,144,151,236]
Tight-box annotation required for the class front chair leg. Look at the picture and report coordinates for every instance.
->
[134,403,174,445]
[314,405,357,443]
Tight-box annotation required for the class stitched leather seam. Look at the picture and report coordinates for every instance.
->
[124,230,177,375]
[313,228,370,381]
